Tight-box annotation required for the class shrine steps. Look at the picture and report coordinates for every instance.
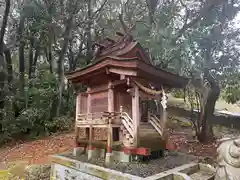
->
[121,122,165,152]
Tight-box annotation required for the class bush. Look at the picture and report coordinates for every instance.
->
[0,70,75,144]
[45,116,74,133]
[171,89,185,99]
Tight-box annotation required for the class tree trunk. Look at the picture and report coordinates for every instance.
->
[68,42,74,71]
[0,0,10,52]
[86,0,93,63]
[197,69,220,142]
[28,36,34,80]
[48,44,53,73]
[0,54,7,109]
[0,0,11,109]
[55,14,74,116]
[18,15,26,98]
[4,48,13,84]
[145,0,159,26]
[32,47,39,79]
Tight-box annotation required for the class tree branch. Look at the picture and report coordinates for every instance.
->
[179,0,189,26]
[145,0,159,25]
[172,0,227,44]
[118,13,128,33]
[92,0,108,18]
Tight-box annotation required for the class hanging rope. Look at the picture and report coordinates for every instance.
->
[133,80,162,95]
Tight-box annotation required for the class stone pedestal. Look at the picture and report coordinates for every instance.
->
[215,138,240,180]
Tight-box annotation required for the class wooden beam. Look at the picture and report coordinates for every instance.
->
[160,106,168,134]
[75,94,81,147]
[108,81,114,112]
[111,79,127,87]
[86,87,92,156]
[88,84,108,94]
[106,81,114,164]
[108,67,137,76]
[87,88,91,114]
[106,121,113,164]
[76,94,81,121]
[127,89,161,100]
[132,84,140,147]
[88,126,93,160]
[85,128,89,153]
[120,74,125,80]
[76,124,121,128]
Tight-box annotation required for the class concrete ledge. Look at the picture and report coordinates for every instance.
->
[145,163,198,180]
[51,155,141,180]
[51,153,216,180]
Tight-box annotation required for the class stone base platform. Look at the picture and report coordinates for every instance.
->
[50,151,216,180]
[73,146,167,163]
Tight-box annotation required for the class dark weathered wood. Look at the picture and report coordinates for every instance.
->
[77,139,122,150]
[68,31,189,159]
[66,59,188,88]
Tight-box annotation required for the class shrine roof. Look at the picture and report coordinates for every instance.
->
[92,32,152,65]
[65,32,189,88]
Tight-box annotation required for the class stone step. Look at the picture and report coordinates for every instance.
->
[150,163,216,180]
[189,170,215,180]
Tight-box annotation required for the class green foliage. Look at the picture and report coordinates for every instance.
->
[0,69,74,144]
[1,0,240,146]
[222,73,240,104]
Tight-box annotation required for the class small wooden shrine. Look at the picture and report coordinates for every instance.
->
[65,31,189,163]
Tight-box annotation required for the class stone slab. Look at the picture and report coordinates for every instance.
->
[50,154,216,180]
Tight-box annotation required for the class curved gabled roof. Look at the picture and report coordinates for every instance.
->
[65,31,189,88]
[93,32,152,65]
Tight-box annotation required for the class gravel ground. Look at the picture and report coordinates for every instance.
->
[65,152,197,178]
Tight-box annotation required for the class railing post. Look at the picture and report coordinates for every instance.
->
[106,115,113,165]
[108,81,114,112]
[106,81,114,164]
[74,93,81,156]
[132,84,139,147]
[147,110,150,122]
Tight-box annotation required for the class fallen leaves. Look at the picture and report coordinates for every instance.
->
[168,129,219,158]
[0,133,75,165]
[0,129,220,166]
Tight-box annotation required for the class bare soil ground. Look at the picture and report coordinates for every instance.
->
[0,133,75,165]
[0,124,237,166]
[0,97,239,168]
